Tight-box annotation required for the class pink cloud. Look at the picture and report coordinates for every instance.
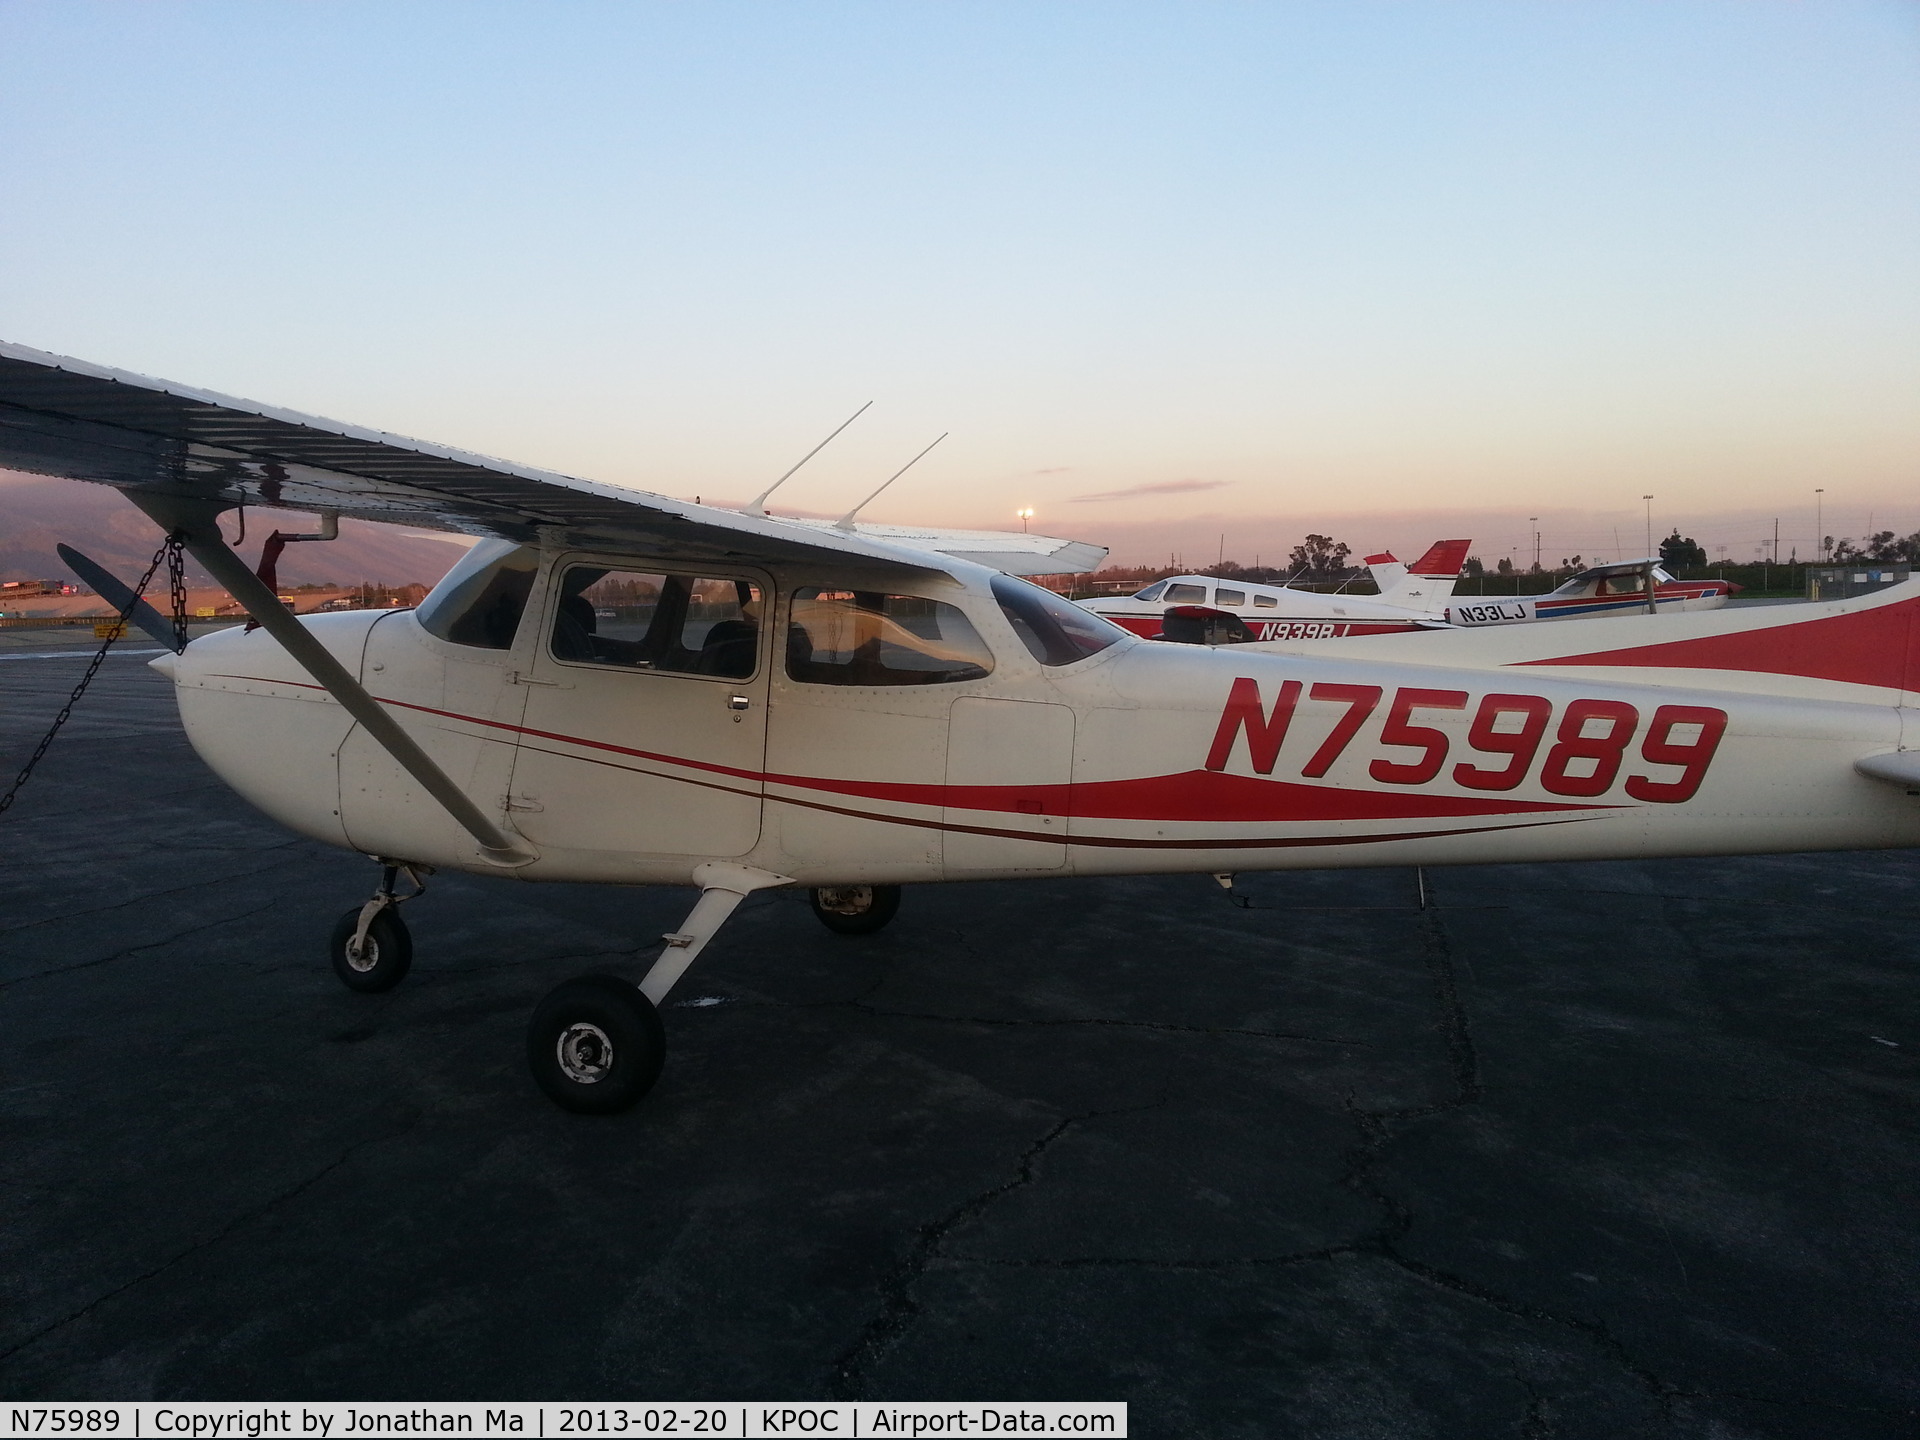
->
[1070,478,1233,503]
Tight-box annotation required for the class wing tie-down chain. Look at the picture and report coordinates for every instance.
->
[0,533,186,821]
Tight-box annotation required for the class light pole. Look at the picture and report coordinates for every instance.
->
[1643,495,1653,557]
[1529,517,1539,573]
[1016,507,1033,534]
[1814,488,1824,562]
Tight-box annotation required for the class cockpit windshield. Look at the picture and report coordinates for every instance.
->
[415,540,539,650]
[1131,581,1168,602]
[992,575,1128,666]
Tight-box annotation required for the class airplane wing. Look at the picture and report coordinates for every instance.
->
[1570,557,1661,579]
[0,341,1106,578]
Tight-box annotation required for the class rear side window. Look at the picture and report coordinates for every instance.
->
[787,588,994,686]
[991,575,1127,667]
[416,540,539,650]
[1215,588,1246,606]
[552,567,762,679]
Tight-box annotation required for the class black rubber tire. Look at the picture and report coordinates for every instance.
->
[329,905,413,993]
[808,884,902,936]
[526,975,665,1114]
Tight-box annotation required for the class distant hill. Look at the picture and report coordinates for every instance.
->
[0,470,474,588]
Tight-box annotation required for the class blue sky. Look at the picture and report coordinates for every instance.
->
[3,2,1915,564]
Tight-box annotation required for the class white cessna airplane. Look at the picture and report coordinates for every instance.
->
[4,340,1918,1114]
[1445,557,1731,628]
[1078,540,1471,643]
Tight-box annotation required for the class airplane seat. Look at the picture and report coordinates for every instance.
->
[695,618,758,678]
[551,593,599,660]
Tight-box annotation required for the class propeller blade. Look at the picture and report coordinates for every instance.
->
[55,544,181,651]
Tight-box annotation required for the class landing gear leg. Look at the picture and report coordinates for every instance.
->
[329,860,430,992]
[526,863,792,1113]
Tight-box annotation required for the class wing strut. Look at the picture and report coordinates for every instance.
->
[125,492,536,867]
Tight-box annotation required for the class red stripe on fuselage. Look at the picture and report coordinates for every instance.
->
[1515,591,1920,689]
[212,672,1609,826]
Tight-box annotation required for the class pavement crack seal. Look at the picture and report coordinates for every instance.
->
[843,1002,1361,1047]
[0,1114,421,1366]
[971,1245,1361,1272]
[1,895,287,988]
[827,1098,1165,1400]
[1335,878,1688,1417]
[0,846,309,938]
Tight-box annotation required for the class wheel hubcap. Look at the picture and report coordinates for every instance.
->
[817,885,873,916]
[346,935,379,972]
[556,1022,614,1084]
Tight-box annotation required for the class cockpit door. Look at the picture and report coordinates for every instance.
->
[337,542,536,865]
[505,559,771,868]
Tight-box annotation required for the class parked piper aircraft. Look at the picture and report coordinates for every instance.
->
[1445,558,1731,628]
[4,340,1918,1115]
[1078,540,1472,642]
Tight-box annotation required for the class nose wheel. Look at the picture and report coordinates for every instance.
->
[809,884,902,935]
[329,861,428,992]
[329,905,413,991]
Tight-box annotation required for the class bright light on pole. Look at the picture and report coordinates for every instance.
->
[1016,507,1034,533]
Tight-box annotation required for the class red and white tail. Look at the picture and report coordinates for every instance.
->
[1370,539,1472,611]
[1290,576,1920,702]
[1513,581,1920,696]
[1407,539,1472,578]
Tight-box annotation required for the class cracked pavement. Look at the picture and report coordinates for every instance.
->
[4,643,1920,1436]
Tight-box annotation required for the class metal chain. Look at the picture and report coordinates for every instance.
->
[0,534,181,820]
[169,541,189,652]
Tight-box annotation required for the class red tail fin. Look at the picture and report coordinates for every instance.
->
[1518,587,1920,692]
[1408,539,1471,578]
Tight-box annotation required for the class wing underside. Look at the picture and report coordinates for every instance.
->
[0,342,1106,578]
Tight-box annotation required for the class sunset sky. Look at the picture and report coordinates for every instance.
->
[2,2,1915,567]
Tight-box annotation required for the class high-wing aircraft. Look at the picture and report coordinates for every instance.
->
[1077,540,1470,642]
[4,340,1918,1115]
[1445,557,1731,628]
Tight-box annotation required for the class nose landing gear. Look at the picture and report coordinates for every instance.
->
[329,861,429,992]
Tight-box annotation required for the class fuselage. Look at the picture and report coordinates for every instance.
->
[1078,574,1449,642]
[154,546,1920,889]
[1447,570,1729,627]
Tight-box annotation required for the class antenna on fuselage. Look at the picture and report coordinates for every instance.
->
[745,401,873,515]
[833,433,948,531]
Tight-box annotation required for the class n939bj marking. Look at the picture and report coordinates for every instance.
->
[1206,677,1728,804]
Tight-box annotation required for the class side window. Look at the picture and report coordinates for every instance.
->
[1215,588,1246,607]
[551,567,762,679]
[991,574,1128,666]
[1164,582,1207,603]
[416,540,539,650]
[787,587,994,686]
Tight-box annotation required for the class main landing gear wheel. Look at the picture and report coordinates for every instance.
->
[527,975,666,1114]
[809,884,902,935]
[329,906,413,992]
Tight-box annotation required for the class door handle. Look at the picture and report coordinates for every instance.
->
[727,695,752,712]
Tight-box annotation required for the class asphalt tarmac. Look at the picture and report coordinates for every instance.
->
[2,634,1917,1438]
